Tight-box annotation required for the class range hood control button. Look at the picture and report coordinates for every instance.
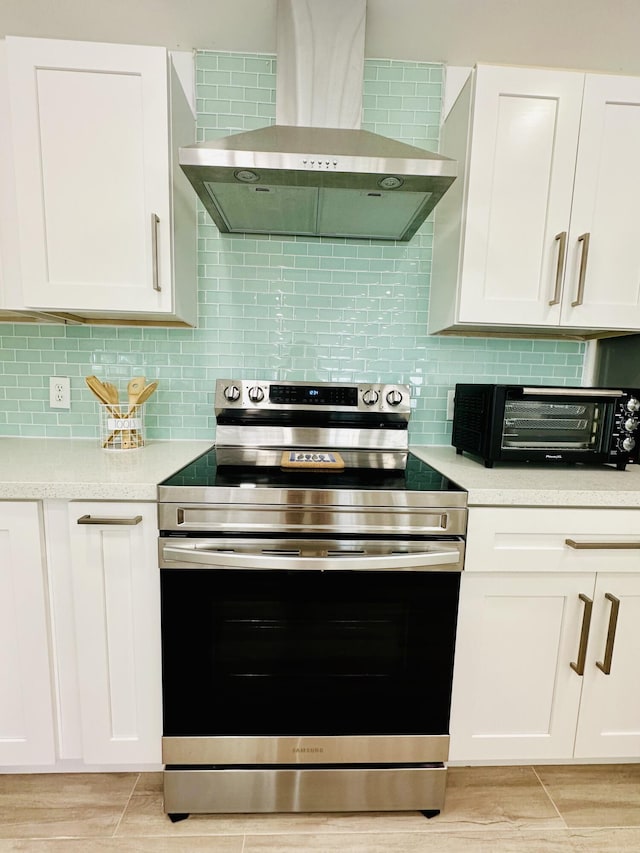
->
[234,169,260,183]
[362,388,379,406]
[386,389,403,407]
[378,176,404,190]
[224,385,241,403]
[248,386,265,404]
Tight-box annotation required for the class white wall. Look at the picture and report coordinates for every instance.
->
[1,0,640,75]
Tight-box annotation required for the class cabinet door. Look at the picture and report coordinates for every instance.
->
[0,40,21,315]
[574,573,640,758]
[7,37,173,314]
[562,74,640,329]
[0,502,55,766]
[68,502,161,765]
[449,572,593,762]
[457,65,584,327]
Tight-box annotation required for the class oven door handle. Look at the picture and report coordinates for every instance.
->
[161,544,463,571]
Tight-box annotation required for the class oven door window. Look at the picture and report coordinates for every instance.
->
[161,569,460,737]
[501,395,609,452]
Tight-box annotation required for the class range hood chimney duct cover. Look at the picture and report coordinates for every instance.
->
[179,0,457,241]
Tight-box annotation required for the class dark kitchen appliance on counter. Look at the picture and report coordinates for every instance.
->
[451,383,640,469]
[157,379,467,819]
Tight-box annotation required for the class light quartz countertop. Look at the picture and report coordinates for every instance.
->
[0,438,212,500]
[411,445,640,508]
[2,438,640,507]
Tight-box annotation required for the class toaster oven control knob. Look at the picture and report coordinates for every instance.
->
[248,386,265,404]
[626,397,640,412]
[386,389,403,407]
[625,418,639,432]
[622,436,636,452]
[362,388,379,406]
[223,384,241,402]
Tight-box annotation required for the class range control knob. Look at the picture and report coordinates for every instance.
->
[622,436,636,452]
[626,397,640,412]
[248,386,265,404]
[625,418,639,432]
[362,388,379,406]
[224,384,241,402]
[386,389,403,407]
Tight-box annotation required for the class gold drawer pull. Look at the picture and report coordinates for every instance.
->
[77,514,142,525]
[596,593,620,675]
[565,539,640,550]
[570,593,593,676]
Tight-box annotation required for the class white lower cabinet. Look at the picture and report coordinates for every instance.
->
[450,572,588,761]
[573,573,640,758]
[0,497,162,770]
[67,501,162,765]
[450,507,640,762]
[0,502,56,766]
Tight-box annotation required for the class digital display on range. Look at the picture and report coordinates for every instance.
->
[270,385,358,406]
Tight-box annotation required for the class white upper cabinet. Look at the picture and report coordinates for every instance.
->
[5,37,196,326]
[429,64,640,337]
[0,40,27,321]
[564,74,640,329]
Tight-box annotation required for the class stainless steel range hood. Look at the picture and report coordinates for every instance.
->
[179,0,456,242]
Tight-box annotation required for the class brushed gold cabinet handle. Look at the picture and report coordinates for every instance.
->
[77,514,143,525]
[570,593,593,676]
[151,213,161,292]
[596,593,620,675]
[565,539,640,550]
[549,231,567,306]
[571,232,590,307]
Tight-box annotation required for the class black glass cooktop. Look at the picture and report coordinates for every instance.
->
[161,448,464,493]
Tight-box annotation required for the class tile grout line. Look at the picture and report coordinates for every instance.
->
[532,766,569,828]
[110,772,141,838]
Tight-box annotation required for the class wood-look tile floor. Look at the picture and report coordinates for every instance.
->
[0,765,639,851]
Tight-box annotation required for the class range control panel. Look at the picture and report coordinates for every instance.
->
[214,379,411,415]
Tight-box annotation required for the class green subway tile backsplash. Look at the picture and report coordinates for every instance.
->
[0,52,585,444]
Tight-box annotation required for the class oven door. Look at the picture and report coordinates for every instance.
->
[159,536,462,763]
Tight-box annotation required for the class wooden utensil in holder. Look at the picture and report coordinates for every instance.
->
[122,376,146,448]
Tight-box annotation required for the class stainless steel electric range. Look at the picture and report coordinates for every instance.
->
[157,379,467,820]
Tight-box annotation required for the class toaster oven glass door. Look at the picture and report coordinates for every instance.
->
[501,395,608,451]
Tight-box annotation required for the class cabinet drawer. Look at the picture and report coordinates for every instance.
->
[466,507,640,573]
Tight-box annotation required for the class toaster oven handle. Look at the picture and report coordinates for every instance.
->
[522,387,623,397]
[161,544,462,572]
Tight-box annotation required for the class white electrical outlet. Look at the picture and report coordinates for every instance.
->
[50,377,71,409]
[446,389,456,420]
